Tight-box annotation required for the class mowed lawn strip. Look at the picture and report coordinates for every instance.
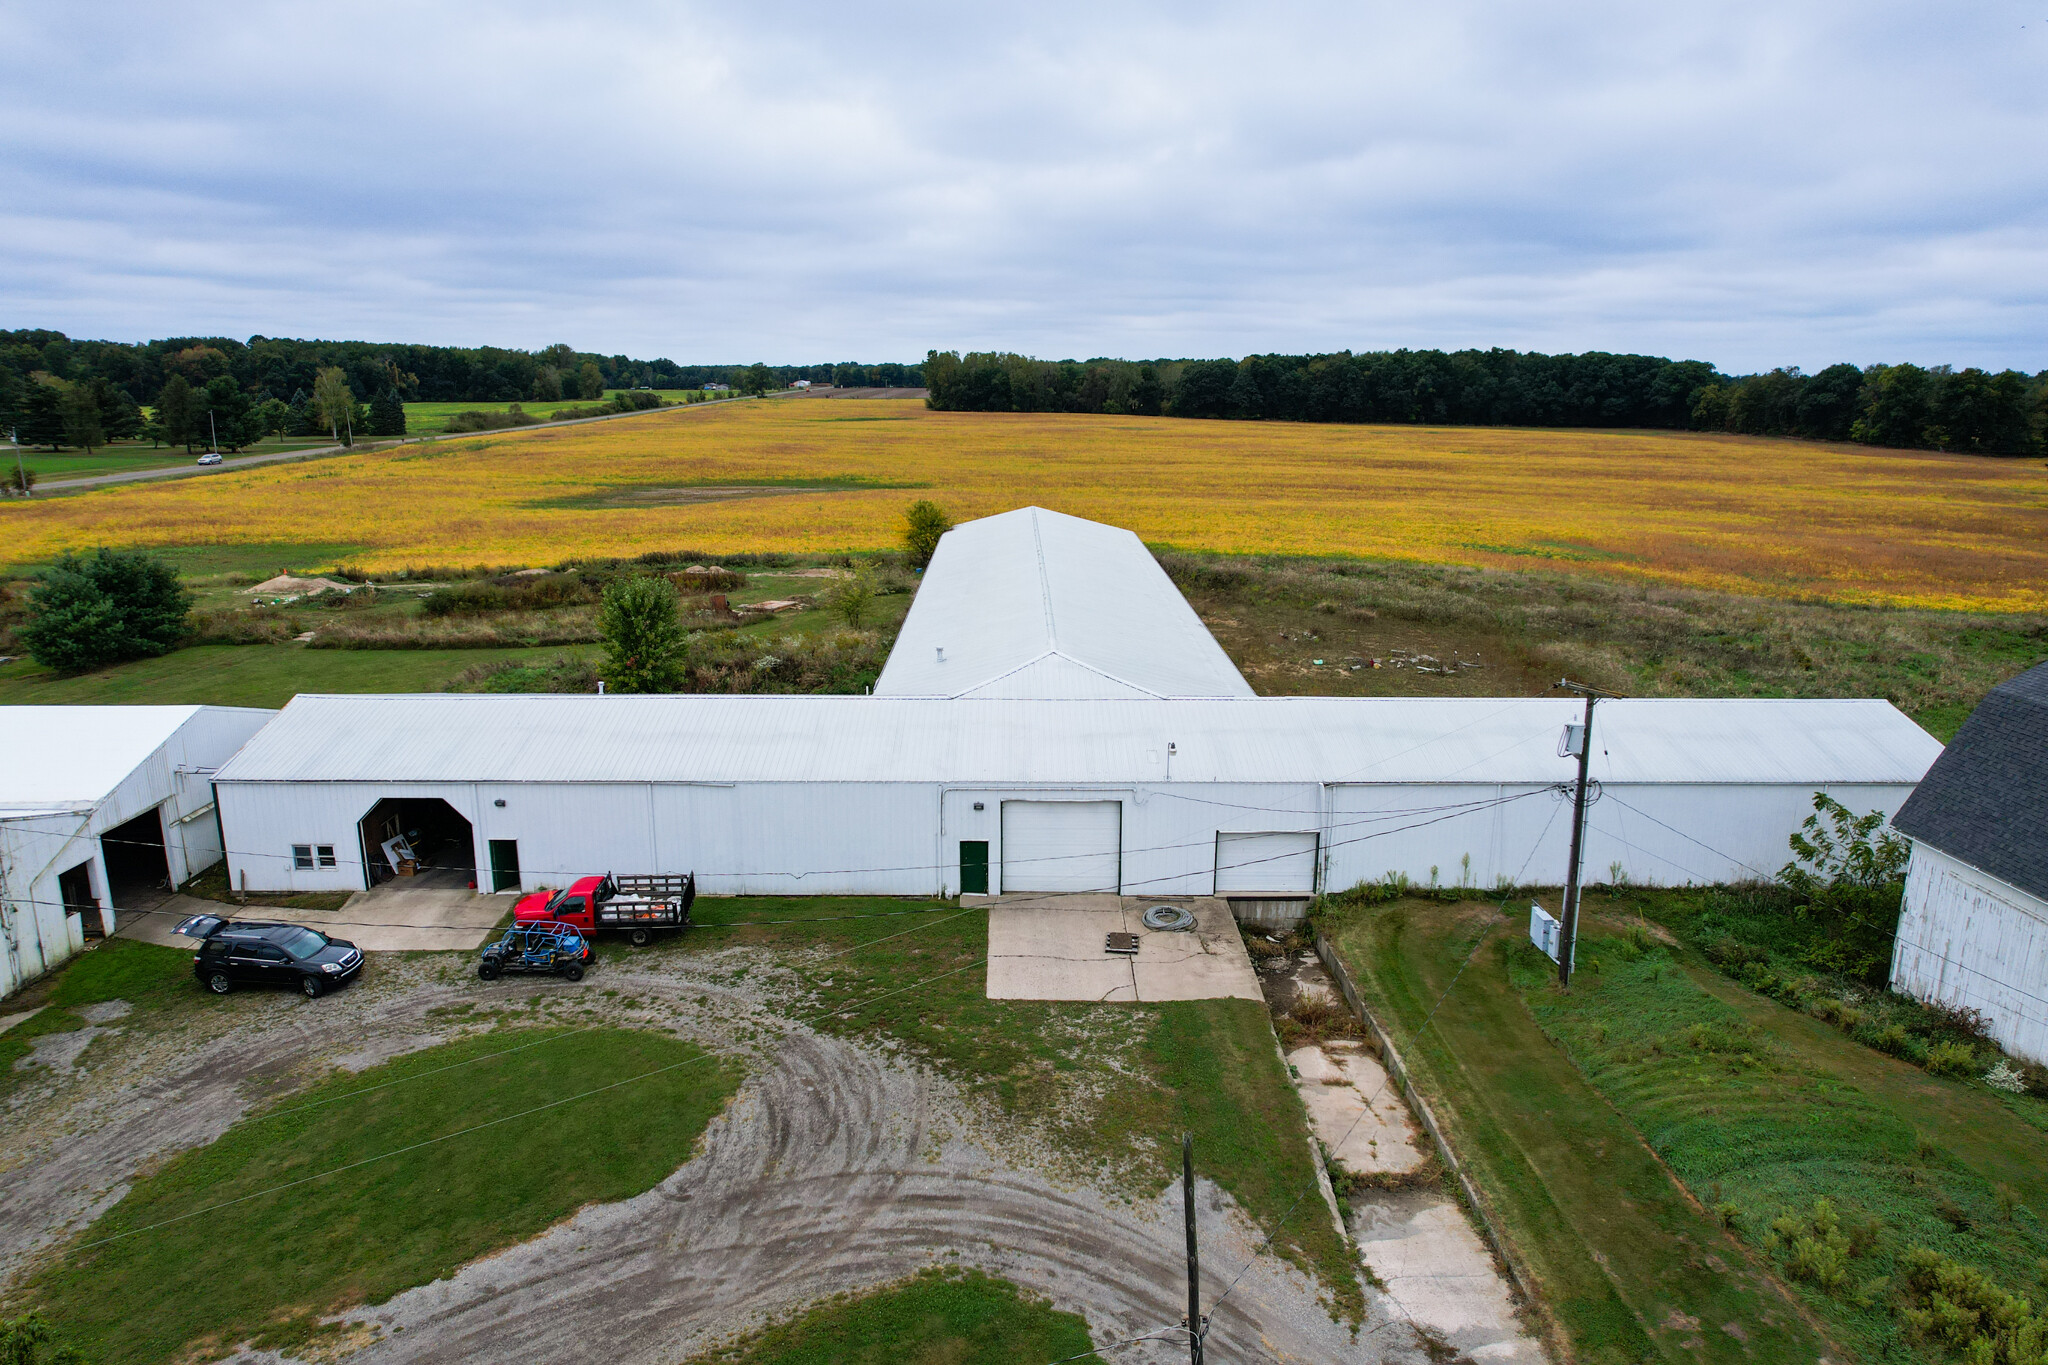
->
[1327,898,1831,1364]
[28,1027,744,1365]
[688,1267,1102,1364]
[0,642,598,707]
[665,897,1362,1320]
[1516,912,2048,1364]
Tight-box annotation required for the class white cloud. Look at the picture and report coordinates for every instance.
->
[0,0,2042,370]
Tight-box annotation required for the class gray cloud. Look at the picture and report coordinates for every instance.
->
[1,0,2042,370]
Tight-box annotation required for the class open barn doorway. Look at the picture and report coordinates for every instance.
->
[358,798,476,890]
[100,806,170,932]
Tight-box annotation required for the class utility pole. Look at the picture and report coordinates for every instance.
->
[1183,1133,1204,1365]
[1554,678,1614,989]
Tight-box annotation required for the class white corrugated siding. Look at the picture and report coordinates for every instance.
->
[2,705,274,998]
[873,506,1255,699]
[1892,844,2048,1066]
[213,695,1940,788]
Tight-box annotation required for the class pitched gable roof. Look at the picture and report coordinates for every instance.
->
[1892,660,2048,902]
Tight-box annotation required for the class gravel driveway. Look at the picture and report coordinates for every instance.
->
[1,947,1433,1363]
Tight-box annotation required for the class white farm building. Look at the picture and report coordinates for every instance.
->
[1,705,274,996]
[1889,661,2048,1066]
[208,508,1944,909]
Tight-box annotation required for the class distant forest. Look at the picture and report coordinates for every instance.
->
[0,328,924,451]
[924,349,2048,456]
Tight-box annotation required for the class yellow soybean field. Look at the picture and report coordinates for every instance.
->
[5,397,2045,610]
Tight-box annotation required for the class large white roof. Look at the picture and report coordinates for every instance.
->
[1,705,207,810]
[873,506,1255,699]
[215,694,1941,789]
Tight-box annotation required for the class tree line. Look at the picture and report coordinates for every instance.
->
[923,349,2047,455]
[0,328,922,452]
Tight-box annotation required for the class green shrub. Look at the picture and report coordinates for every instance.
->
[903,499,953,569]
[1926,1040,1980,1078]
[1900,1247,2048,1365]
[23,547,191,672]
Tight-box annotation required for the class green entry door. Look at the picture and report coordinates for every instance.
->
[959,841,989,895]
[488,839,521,893]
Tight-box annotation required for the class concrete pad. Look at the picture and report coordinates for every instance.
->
[1288,1042,1428,1176]
[0,1007,45,1036]
[299,884,516,952]
[987,901,1136,1001]
[1355,1188,1545,1363]
[111,893,221,947]
[1129,898,1263,1003]
[985,896,1261,1003]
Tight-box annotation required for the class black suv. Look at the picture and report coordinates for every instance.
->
[175,915,363,998]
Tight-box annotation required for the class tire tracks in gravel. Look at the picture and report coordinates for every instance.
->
[2,953,1422,1363]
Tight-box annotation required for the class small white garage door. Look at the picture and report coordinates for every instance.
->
[1214,831,1320,894]
[1002,801,1121,893]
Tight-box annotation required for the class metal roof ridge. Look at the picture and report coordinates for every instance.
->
[1030,507,1058,652]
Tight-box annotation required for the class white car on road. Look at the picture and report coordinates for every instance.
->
[196,452,223,465]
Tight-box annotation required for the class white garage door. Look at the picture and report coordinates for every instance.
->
[1214,832,1320,894]
[1002,801,1121,893]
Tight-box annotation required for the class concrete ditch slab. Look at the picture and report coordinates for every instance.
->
[1288,1041,1429,1176]
[984,895,1262,1002]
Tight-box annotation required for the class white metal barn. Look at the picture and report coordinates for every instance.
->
[210,506,1943,907]
[1889,661,2048,1065]
[1,705,274,997]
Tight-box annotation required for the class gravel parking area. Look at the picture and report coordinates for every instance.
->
[2,940,1437,1363]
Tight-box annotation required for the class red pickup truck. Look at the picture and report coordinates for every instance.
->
[513,873,695,946]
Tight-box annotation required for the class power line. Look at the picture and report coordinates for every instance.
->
[44,790,1553,927]
[1198,809,1562,1338]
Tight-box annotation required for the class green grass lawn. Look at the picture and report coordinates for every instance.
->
[402,392,721,436]
[1327,894,2048,1365]
[689,1268,1101,1364]
[0,642,598,707]
[1,940,216,1097]
[10,436,338,483]
[1523,909,2048,1364]
[648,897,1362,1321]
[27,1026,743,1365]
[1326,897,1831,1363]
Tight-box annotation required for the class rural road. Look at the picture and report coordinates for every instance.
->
[0,944,1425,1363]
[16,387,928,496]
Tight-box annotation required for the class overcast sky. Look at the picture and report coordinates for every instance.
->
[2,2,2043,372]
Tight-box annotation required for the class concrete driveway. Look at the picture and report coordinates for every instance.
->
[110,885,512,952]
[982,895,1263,1003]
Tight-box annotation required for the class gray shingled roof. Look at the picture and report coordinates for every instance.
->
[1892,660,2048,903]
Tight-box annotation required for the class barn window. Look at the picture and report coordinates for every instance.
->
[316,845,337,868]
[292,844,314,870]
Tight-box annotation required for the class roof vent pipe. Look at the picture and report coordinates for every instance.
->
[936,647,946,663]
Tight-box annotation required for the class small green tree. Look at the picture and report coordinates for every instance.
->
[58,383,104,453]
[312,367,356,445]
[576,361,606,400]
[598,575,686,693]
[902,500,953,569]
[368,387,407,437]
[740,363,773,396]
[1778,792,1911,983]
[825,562,878,628]
[23,547,192,673]
[154,375,197,449]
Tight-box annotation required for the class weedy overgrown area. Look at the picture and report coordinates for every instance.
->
[0,544,917,707]
[1164,551,2047,739]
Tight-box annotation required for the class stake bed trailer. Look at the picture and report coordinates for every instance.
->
[514,872,696,945]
